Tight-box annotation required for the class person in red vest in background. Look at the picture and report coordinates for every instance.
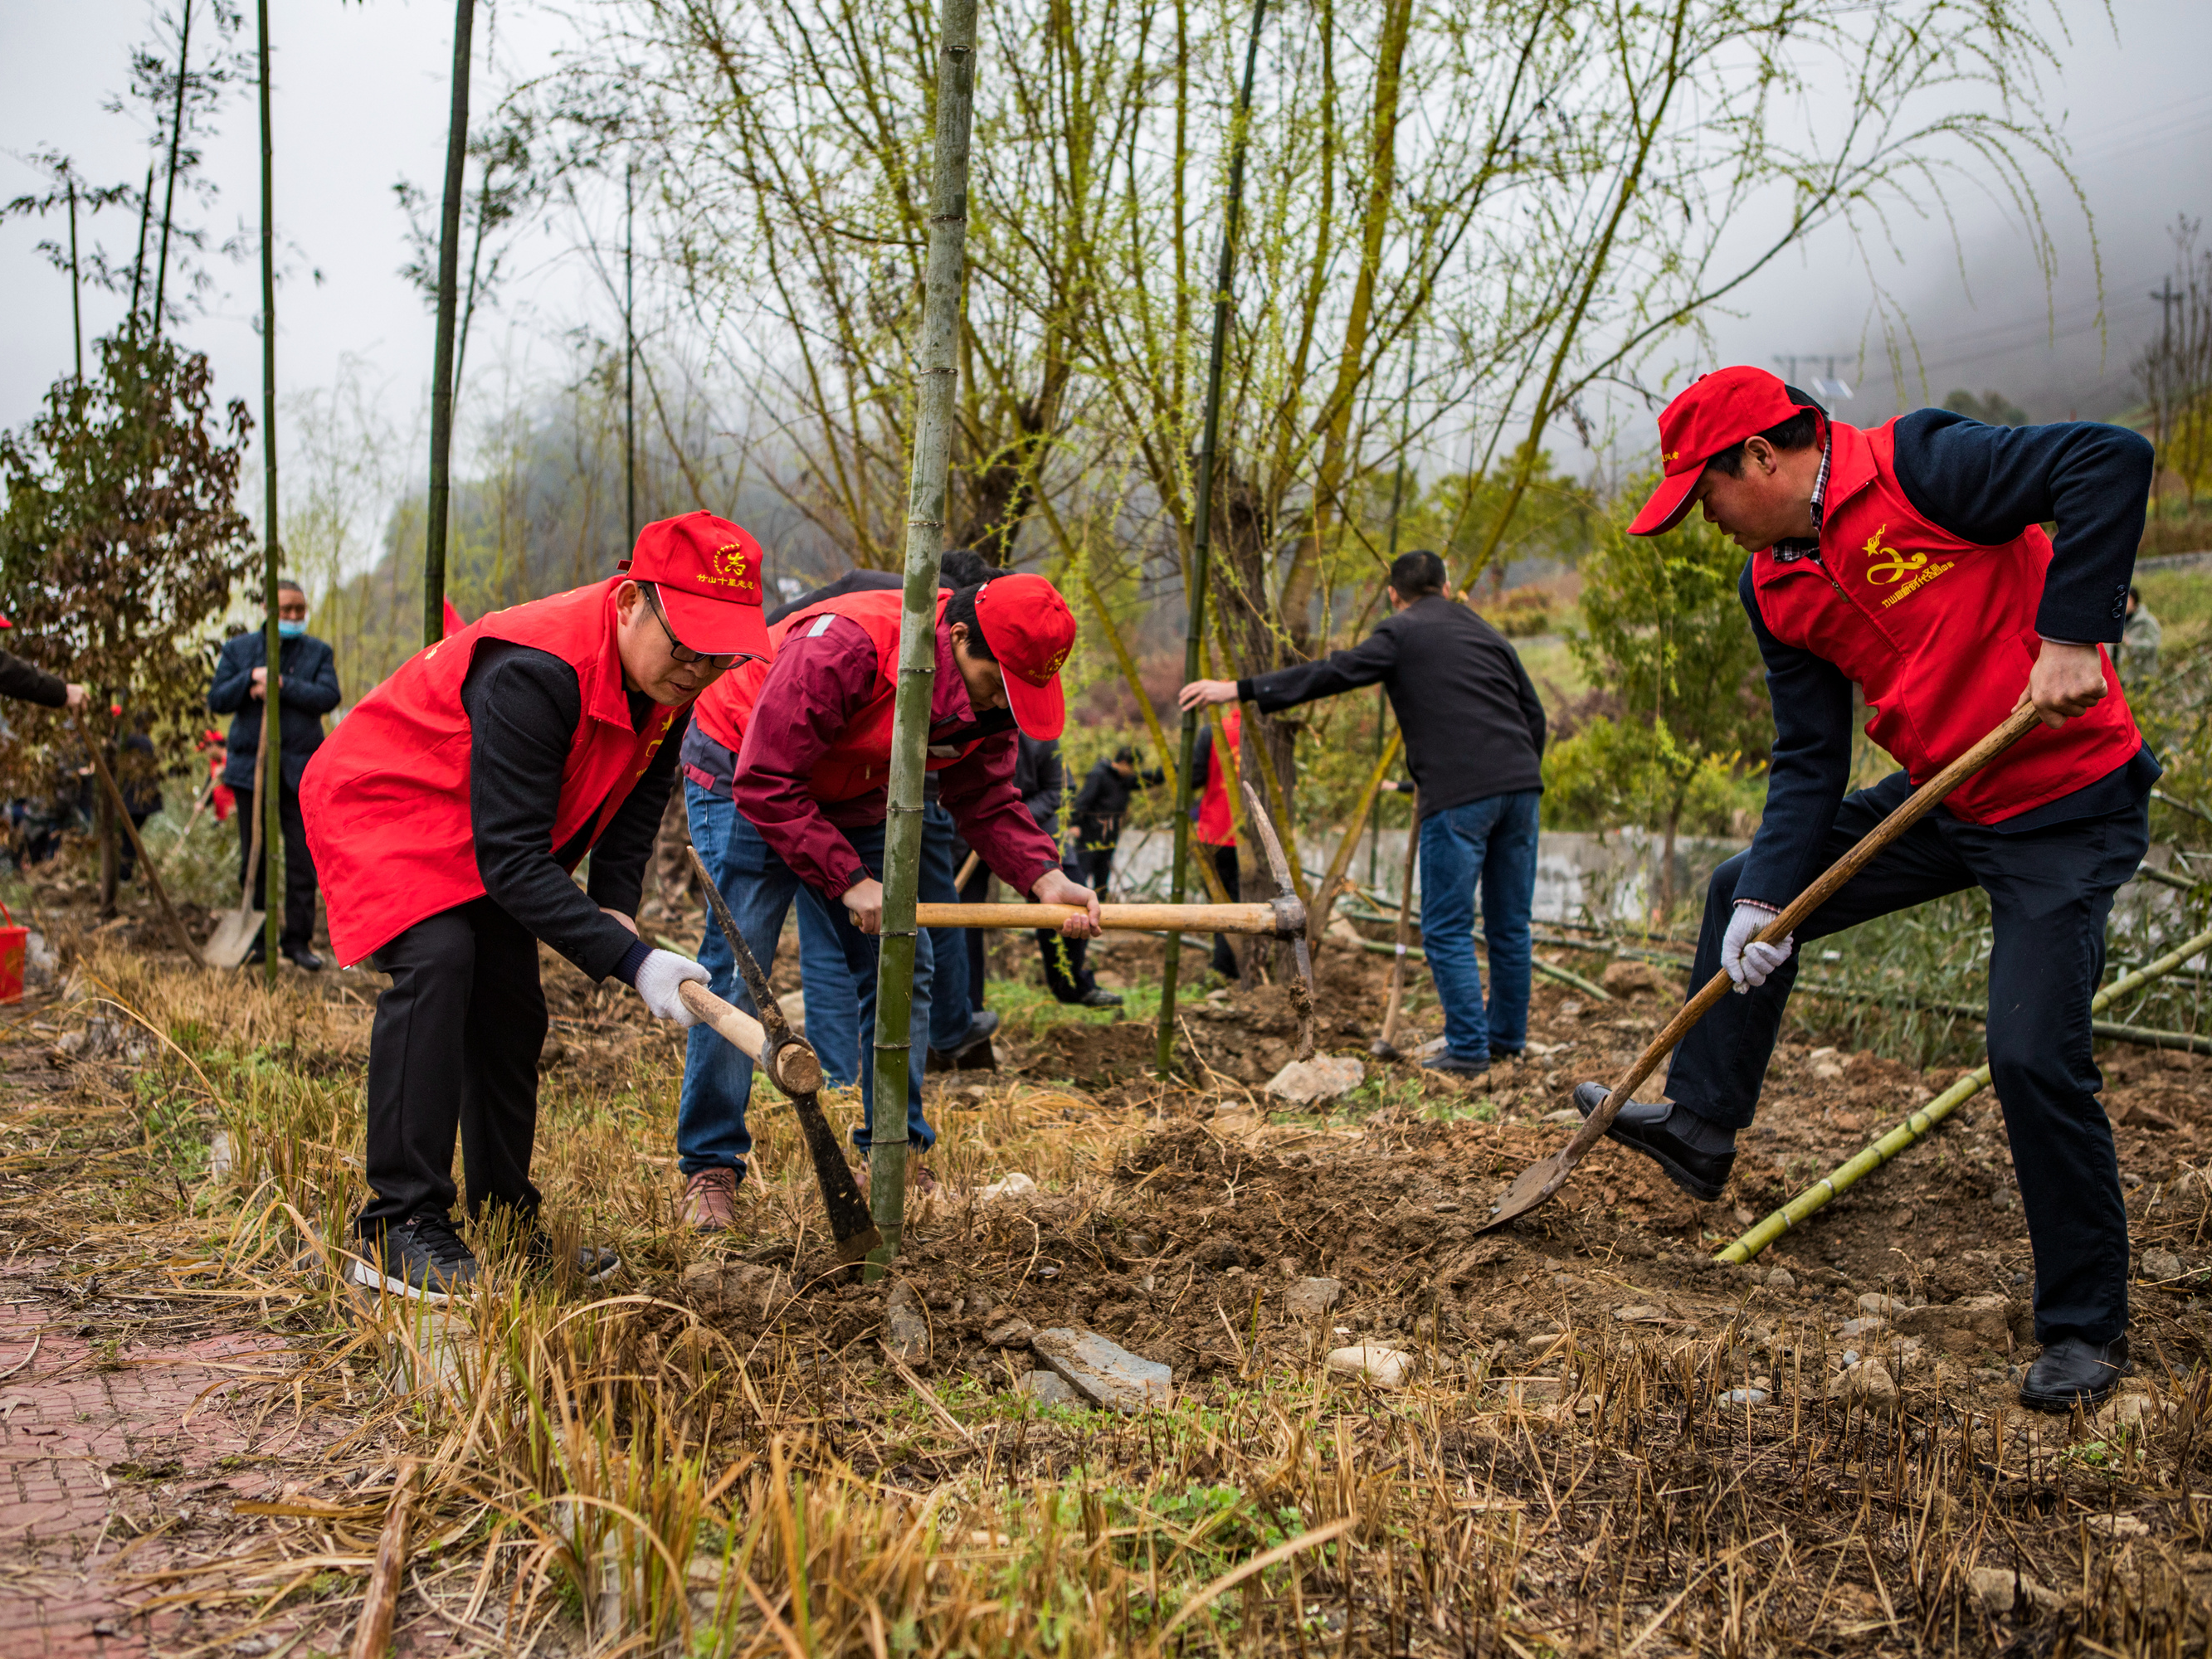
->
[303,513,770,1298]
[1191,708,1241,980]
[672,570,1101,1232]
[1577,367,2156,1413]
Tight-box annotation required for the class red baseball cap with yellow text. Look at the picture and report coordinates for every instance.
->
[620,511,772,659]
[1629,367,1820,537]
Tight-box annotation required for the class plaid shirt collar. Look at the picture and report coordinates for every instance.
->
[1766,434,1832,562]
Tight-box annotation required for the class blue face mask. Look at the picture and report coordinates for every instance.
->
[277,619,305,640]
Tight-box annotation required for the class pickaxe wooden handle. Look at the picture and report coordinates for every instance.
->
[913,899,1303,936]
[676,980,823,1097]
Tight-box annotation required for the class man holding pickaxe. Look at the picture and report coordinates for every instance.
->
[1586,367,2156,1412]
[675,571,1103,1230]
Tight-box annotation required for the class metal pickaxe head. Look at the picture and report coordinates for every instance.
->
[1242,782,1316,1059]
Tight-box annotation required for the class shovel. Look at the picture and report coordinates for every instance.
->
[204,694,272,970]
[1481,702,2043,1233]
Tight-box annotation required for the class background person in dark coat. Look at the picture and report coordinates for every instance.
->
[1016,732,1119,1008]
[208,580,341,969]
[1069,746,1162,894]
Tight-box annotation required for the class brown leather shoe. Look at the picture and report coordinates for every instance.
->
[681,1167,741,1233]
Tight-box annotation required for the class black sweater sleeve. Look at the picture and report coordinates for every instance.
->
[584,707,686,919]
[1890,409,2153,645]
[461,642,651,983]
[0,649,67,708]
[1242,623,1401,710]
[1732,561,1857,909]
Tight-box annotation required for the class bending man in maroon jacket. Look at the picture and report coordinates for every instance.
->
[1581,366,2155,1413]
[674,572,1101,1230]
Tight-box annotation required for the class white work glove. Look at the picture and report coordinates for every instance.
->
[1721,900,1792,993]
[634,948,711,1026]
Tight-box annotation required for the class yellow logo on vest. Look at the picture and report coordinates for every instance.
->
[1859,525,1928,585]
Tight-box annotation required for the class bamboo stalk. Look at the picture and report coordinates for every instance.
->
[350,1460,418,1659]
[253,0,281,986]
[150,0,192,341]
[1787,975,2212,1055]
[1345,934,1611,1002]
[916,901,1287,934]
[1717,922,2212,1263]
[422,0,476,648]
[1158,0,1269,1074]
[868,0,979,1275]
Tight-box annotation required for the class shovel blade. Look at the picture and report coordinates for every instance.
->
[203,908,265,970]
[1479,1148,1576,1233]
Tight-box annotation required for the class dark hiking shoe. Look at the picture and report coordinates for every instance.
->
[1077,988,1124,1009]
[2019,1334,2132,1413]
[348,1213,478,1301]
[1422,1054,1491,1078]
[518,1228,622,1282]
[928,1009,1001,1071]
[283,946,324,972]
[1571,1082,1735,1202]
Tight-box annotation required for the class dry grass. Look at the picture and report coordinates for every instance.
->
[4,937,2211,1656]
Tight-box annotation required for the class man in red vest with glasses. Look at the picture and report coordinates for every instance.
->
[304,512,772,1299]
[1577,367,2156,1413]
[674,570,1101,1229]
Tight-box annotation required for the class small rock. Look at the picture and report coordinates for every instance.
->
[1720,1388,1771,1407]
[2084,1513,2150,1539]
[207,1131,234,1181]
[978,1172,1037,1204]
[1839,1316,1884,1339]
[1284,1277,1342,1318]
[1765,1267,1796,1292]
[1844,1357,1898,1410]
[1858,1292,1898,1317]
[2142,1248,2185,1282]
[1324,1343,1415,1389]
[1264,1055,1366,1107]
[1601,959,1665,996]
[1555,1000,1585,1022]
[983,1318,1035,1348]
[1542,1107,1582,1124]
[884,1282,931,1363]
[1615,1305,1668,1323]
[1967,1566,2021,1615]
[1841,1348,1861,1367]
[1015,1370,1076,1406]
[1030,1328,1172,1413]
[680,1261,777,1306]
[1809,1046,1845,1082]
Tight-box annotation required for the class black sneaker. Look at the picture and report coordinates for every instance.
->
[348,1213,478,1301]
[2018,1334,2132,1413]
[283,946,324,972]
[1571,1082,1734,1201]
[1077,988,1124,1009]
[1422,1054,1490,1078]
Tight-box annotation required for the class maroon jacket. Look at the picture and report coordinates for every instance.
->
[710,608,1060,898]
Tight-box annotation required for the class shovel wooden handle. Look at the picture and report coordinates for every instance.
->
[916,901,1281,934]
[678,980,824,1096]
[1562,703,2044,1170]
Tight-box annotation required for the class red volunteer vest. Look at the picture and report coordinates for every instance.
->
[1751,420,2141,825]
[1196,708,1240,845]
[302,578,680,966]
[690,587,985,805]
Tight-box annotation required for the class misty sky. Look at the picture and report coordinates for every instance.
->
[1,0,2206,538]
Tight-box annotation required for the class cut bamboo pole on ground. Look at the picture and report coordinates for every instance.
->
[1787,975,2212,1056]
[868,0,978,1276]
[1343,935,1613,1003]
[351,1459,418,1659]
[1717,921,2212,1263]
[914,901,1296,935]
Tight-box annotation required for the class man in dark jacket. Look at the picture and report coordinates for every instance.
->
[208,581,342,969]
[1070,747,1163,893]
[1584,366,2156,1413]
[1015,732,1118,1008]
[1180,548,1548,1076]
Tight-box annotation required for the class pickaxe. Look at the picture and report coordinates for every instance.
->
[683,844,883,1262]
[912,782,1317,1058]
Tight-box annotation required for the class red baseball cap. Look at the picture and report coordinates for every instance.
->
[619,511,772,659]
[1628,366,1819,537]
[972,573,1076,739]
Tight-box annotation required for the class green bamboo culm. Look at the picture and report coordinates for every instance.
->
[866,0,981,1276]
[255,0,280,985]
[422,0,475,648]
[1716,921,2212,1264]
[1157,0,1269,1077]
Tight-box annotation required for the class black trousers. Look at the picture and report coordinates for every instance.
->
[1667,771,2148,1345]
[1074,844,1115,893]
[232,783,320,951]
[1206,843,1240,978]
[1035,861,1099,1001]
[359,898,548,1229]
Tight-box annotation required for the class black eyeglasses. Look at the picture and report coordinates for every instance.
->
[641,584,742,670]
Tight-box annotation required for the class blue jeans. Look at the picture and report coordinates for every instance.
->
[676,781,933,1178]
[1418,790,1540,1064]
[795,898,860,1087]
[918,800,976,1050]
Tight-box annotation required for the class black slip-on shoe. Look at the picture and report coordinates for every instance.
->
[2018,1334,2132,1413]
[282,946,324,972]
[1571,1082,1734,1202]
[347,1213,479,1301]
[1422,1054,1491,1078]
[1077,987,1125,1009]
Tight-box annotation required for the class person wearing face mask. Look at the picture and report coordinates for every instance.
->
[208,579,343,969]
[301,513,770,1299]
[1580,366,2156,1414]
[673,570,1102,1231]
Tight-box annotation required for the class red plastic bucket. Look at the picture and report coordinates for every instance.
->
[0,901,26,1004]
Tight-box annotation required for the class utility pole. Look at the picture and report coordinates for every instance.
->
[625,158,636,549]
[423,0,476,648]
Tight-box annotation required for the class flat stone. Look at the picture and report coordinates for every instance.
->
[1719,1387,1771,1407]
[978,1172,1036,1204]
[884,1282,931,1364]
[1324,1343,1415,1389]
[1283,1277,1342,1318]
[1264,1055,1366,1107]
[680,1261,779,1306]
[2143,1248,2185,1282]
[982,1318,1034,1348]
[1843,1357,1898,1410]
[1615,1305,1668,1323]
[1895,1295,2010,1352]
[1858,1292,1899,1317]
[1764,1268,1796,1292]
[1542,1107,1582,1124]
[1015,1369,1076,1406]
[2084,1513,2150,1539]
[1600,959,1666,996]
[1967,1567,2020,1615]
[1030,1328,1171,1413]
